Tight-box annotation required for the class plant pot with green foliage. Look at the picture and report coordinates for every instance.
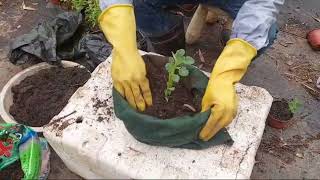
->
[113,50,233,149]
[267,98,302,129]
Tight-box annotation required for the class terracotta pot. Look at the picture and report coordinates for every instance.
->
[307,29,320,50]
[267,99,294,129]
[267,113,292,129]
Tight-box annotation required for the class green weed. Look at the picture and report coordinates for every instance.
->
[288,98,302,114]
[61,0,101,27]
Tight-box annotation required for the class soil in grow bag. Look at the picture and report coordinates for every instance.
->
[270,100,293,121]
[113,54,233,149]
[143,55,202,119]
[0,161,24,180]
[10,67,91,127]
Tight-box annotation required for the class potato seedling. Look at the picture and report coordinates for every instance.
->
[164,49,195,101]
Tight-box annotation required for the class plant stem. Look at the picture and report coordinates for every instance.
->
[164,52,178,100]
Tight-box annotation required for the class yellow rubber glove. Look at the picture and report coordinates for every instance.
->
[200,38,257,141]
[99,5,152,111]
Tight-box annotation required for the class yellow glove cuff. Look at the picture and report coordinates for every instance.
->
[98,4,133,23]
[226,38,257,58]
[98,4,138,55]
[210,38,257,81]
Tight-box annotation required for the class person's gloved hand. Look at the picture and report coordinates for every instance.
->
[200,38,257,141]
[99,5,152,111]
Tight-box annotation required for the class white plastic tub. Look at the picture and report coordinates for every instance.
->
[0,61,85,132]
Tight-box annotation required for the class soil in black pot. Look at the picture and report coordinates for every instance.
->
[143,55,202,119]
[269,99,293,121]
[0,161,24,180]
[10,67,91,127]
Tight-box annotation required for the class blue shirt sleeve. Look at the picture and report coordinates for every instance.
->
[99,0,133,10]
[230,0,285,50]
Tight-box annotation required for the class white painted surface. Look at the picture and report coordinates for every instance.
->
[43,52,273,179]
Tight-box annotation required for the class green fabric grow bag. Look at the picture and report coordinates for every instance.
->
[113,54,233,149]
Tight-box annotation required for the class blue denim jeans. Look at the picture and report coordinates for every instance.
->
[133,0,278,53]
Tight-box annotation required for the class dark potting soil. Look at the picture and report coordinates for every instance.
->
[270,100,293,121]
[0,161,24,180]
[10,67,91,127]
[143,55,201,119]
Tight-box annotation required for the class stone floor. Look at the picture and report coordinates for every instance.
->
[0,0,319,178]
[248,1,320,178]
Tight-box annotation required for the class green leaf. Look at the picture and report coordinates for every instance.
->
[165,62,175,72]
[175,57,183,66]
[165,63,171,71]
[168,57,174,63]
[168,87,175,91]
[184,56,195,65]
[176,49,185,56]
[179,66,189,77]
[169,65,176,72]
[288,98,302,114]
[172,74,180,82]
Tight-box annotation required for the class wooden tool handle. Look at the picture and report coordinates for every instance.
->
[185,4,208,44]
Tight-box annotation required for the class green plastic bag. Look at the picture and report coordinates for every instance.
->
[0,124,20,170]
[0,123,42,179]
[113,54,233,149]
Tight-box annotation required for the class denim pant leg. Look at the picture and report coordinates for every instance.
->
[133,0,278,52]
[133,0,246,37]
[133,0,200,37]
[206,0,247,19]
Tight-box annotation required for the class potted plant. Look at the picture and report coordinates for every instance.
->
[267,98,302,129]
[113,50,232,149]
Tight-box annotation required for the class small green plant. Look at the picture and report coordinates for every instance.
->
[61,0,101,27]
[164,49,195,101]
[288,98,302,114]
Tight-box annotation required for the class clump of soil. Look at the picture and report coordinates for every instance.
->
[143,55,202,119]
[0,161,24,179]
[269,100,293,121]
[10,67,91,127]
